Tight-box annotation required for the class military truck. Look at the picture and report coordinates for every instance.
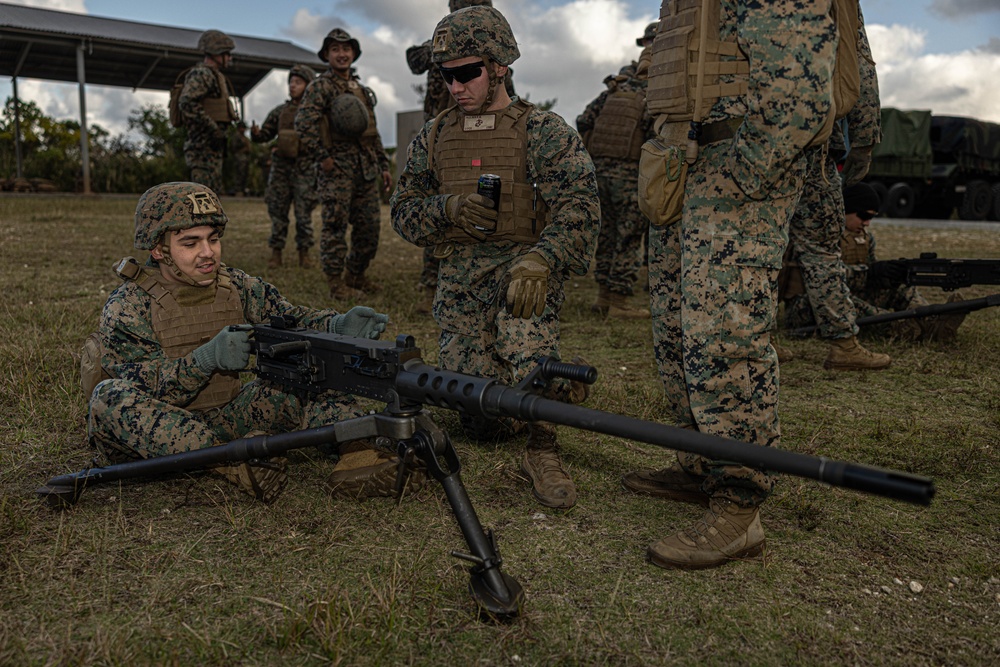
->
[864,108,1000,221]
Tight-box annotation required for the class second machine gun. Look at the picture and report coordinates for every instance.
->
[38,316,935,619]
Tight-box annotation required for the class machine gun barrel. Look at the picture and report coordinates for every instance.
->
[393,362,934,506]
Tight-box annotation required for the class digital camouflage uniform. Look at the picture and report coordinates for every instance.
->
[253,98,318,253]
[784,227,928,336]
[296,46,390,287]
[89,263,364,461]
[406,6,517,295]
[179,62,235,194]
[576,61,653,300]
[227,125,251,195]
[392,6,599,509]
[785,5,880,341]
[646,0,836,506]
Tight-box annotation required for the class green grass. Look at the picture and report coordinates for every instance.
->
[1,194,998,665]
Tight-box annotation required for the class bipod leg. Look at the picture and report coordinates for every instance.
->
[402,421,523,619]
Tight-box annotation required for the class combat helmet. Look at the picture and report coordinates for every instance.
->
[432,5,519,67]
[198,29,235,55]
[288,64,317,84]
[449,0,492,12]
[318,28,361,63]
[329,94,370,138]
[134,182,227,250]
[636,21,659,47]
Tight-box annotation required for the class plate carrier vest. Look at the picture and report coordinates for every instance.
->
[116,258,245,412]
[427,99,548,244]
[275,101,301,159]
[588,84,647,161]
[323,75,379,146]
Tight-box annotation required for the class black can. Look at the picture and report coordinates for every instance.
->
[477,174,501,212]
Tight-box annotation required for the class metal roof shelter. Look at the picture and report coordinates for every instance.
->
[0,2,318,192]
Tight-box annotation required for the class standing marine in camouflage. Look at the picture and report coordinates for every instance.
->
[85,182,418,502]
[575,22,657,319]
[405,1,517,315]
[227,121,251,196]
[623,1,837,568]
[783,182,967,341]
[251,64,319,270]
[179,30,238,194]
[295,29,391,301]
[391,6,599,509]
[783,2,891,371]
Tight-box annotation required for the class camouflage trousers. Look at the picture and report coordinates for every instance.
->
[267,157,317,251]
[438,278,574,440]
[593,158,649,296]
[786,146,856,340]
[88,378,364,461]
[186,148,225,196]
[649,140,806,507]
[785,284,926,337]
[420,246,440,289]
[317,164,381,277]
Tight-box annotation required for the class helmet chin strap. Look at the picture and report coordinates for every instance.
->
[157,239,218,287]
[475,55,499,115]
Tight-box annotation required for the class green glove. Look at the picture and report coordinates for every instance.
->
[505,252,550,319]
[328,306,389,340]
[192,326,252,373]
[841,144,873,187]
[445,193,498,242]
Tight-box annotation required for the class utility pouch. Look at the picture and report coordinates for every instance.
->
[275,129,300,159]
[80,332,110,398]
[638,137,688,227]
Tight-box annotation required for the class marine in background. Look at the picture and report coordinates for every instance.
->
[391,6,599,510]
[782,182,967,342]
[178,30,239,194]
[576,22,657,319]
[296,29,392,301]
[251,64,320,270]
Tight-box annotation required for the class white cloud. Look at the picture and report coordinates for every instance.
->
[6,0,86,11]
[868,23,1000,123]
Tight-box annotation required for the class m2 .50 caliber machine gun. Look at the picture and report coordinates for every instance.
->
[38,316,935,619]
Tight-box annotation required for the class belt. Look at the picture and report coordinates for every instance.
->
[696,118,742,146]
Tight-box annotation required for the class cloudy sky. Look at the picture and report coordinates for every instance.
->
[1,0,998,148]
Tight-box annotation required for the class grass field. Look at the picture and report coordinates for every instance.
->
[1,194,998,666]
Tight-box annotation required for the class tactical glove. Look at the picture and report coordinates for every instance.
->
[192,326,252,373]
[328,306,389,340]
[841,144,873,187]
[866,260,907,289]
[445,193,498,242]
[505,252,550,319]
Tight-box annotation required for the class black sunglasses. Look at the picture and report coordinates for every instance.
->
[856,210,876,221]
[439,61,485,85]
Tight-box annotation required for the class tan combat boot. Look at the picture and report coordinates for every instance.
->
[325,442,426,499]
[416,285,435,315]
[647,497,765,569]
[344,269,382,294]
[591,285,611,315]
[520,424,577,509]
[327,274,364,301]
[823,336,891,371]
[267,248,282,269]
[773,341,795,363]
[607,292,651,319]
[208,433,288,503]
[920,292,967,342]
[621,463,709,506]
[298,248,314,269]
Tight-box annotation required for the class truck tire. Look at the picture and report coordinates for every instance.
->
[958,180,992,220]
[990,183,1000,221]
[869,182,888,214]
[885,182,916,218]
